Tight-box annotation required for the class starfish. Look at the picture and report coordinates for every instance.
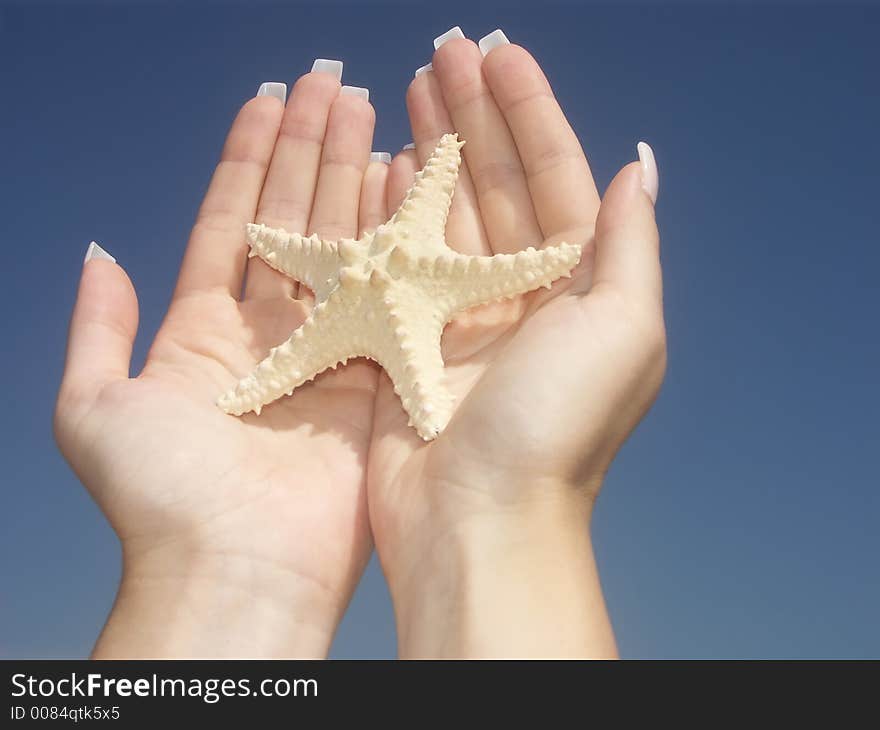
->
[217,134,583,440]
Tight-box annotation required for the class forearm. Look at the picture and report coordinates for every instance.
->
[387,494,618,659]
[92,544,341,659]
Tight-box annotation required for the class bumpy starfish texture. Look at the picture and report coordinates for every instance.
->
[217,134,583,440]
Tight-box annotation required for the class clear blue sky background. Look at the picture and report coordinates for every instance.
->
[1,1,878,658]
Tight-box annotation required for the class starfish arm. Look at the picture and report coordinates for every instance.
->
[445,243,583,314]
[246,223,342,301]
[217,291,358,416]
[387,243,584,318]
[389,133,465,250]
[369,299,454,440]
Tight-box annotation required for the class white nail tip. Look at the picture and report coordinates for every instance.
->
[341,85,369,101]
[403,142,416,150]
[414,63,433,77]
[370,152,392,164]
[311,59,344,80]
[433,26,465,49]
[478,29,509,56]
[256,82,287,103]
[84,241,115,264]
[637,141,659,205]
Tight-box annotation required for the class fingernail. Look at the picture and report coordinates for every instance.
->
[341,85,369,101]
[311,59,343,81]
[414,63,433,77]
[433,26,465,49]
[256,82,287,103]
[637,141,659,205]
[478,29,509,56]
[370,152,392,164]
[84,241,115,265]
[403,142,416,150]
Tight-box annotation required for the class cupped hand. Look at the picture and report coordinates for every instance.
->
[54,73,387,657]
[366,37,666,656]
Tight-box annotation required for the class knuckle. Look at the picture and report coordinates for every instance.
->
[631,307,667,361]
[320,153,365,175]
[256,196,311,228]
[53,382,90,450]
[278,110,325,145]
[309,219,354,241]
[630,309,668,392]
[642,310,667,353]
[192,208,242,237]
[444,78,485,112]
[591,284,667,368]
[523,144,581,179]
[52,394,72,446]
[498,87,554,116]
[469,158,525,196]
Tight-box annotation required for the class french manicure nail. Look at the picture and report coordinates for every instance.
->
[341,85,369,101]
[637,141,659,205]
[256,82,287,103]
[478,29,509,56]
[403,142,416,150]
[311,58,344,81]
[84,241,115,265]
[434,26,465,49]
[370,152,392,164]
[414,63,433,77]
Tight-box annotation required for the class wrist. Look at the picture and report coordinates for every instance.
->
[383,486,617,658]
[92,540,342,658]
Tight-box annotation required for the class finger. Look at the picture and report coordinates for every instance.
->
[481,39,601,238]
[174,94,284,299]
[246,74,341,300]
[299,88,374,307]
[359,158,390,235]
[386,149,419,213]
[246,72,342,300]
[305,86,374,238]
[432,36,543,253]
[406,71,491,256]
[587,146,661,307]
[59,244,138,407]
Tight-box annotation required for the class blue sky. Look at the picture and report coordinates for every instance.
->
[1,1,878,658]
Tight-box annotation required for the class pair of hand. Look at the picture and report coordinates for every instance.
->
[54,32,665,658]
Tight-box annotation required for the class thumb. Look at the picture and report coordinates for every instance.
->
[588,142,662,307]
[59,242,139,405]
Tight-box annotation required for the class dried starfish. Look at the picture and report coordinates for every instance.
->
[217,134,583,439]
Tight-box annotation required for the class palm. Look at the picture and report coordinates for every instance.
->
[57,80,386,625]
[368,226,599,540]
[76,289,375,598]
[368,39,662,566]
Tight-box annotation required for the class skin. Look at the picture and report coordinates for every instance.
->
[55,40,665,658]
[370,40,665,657]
